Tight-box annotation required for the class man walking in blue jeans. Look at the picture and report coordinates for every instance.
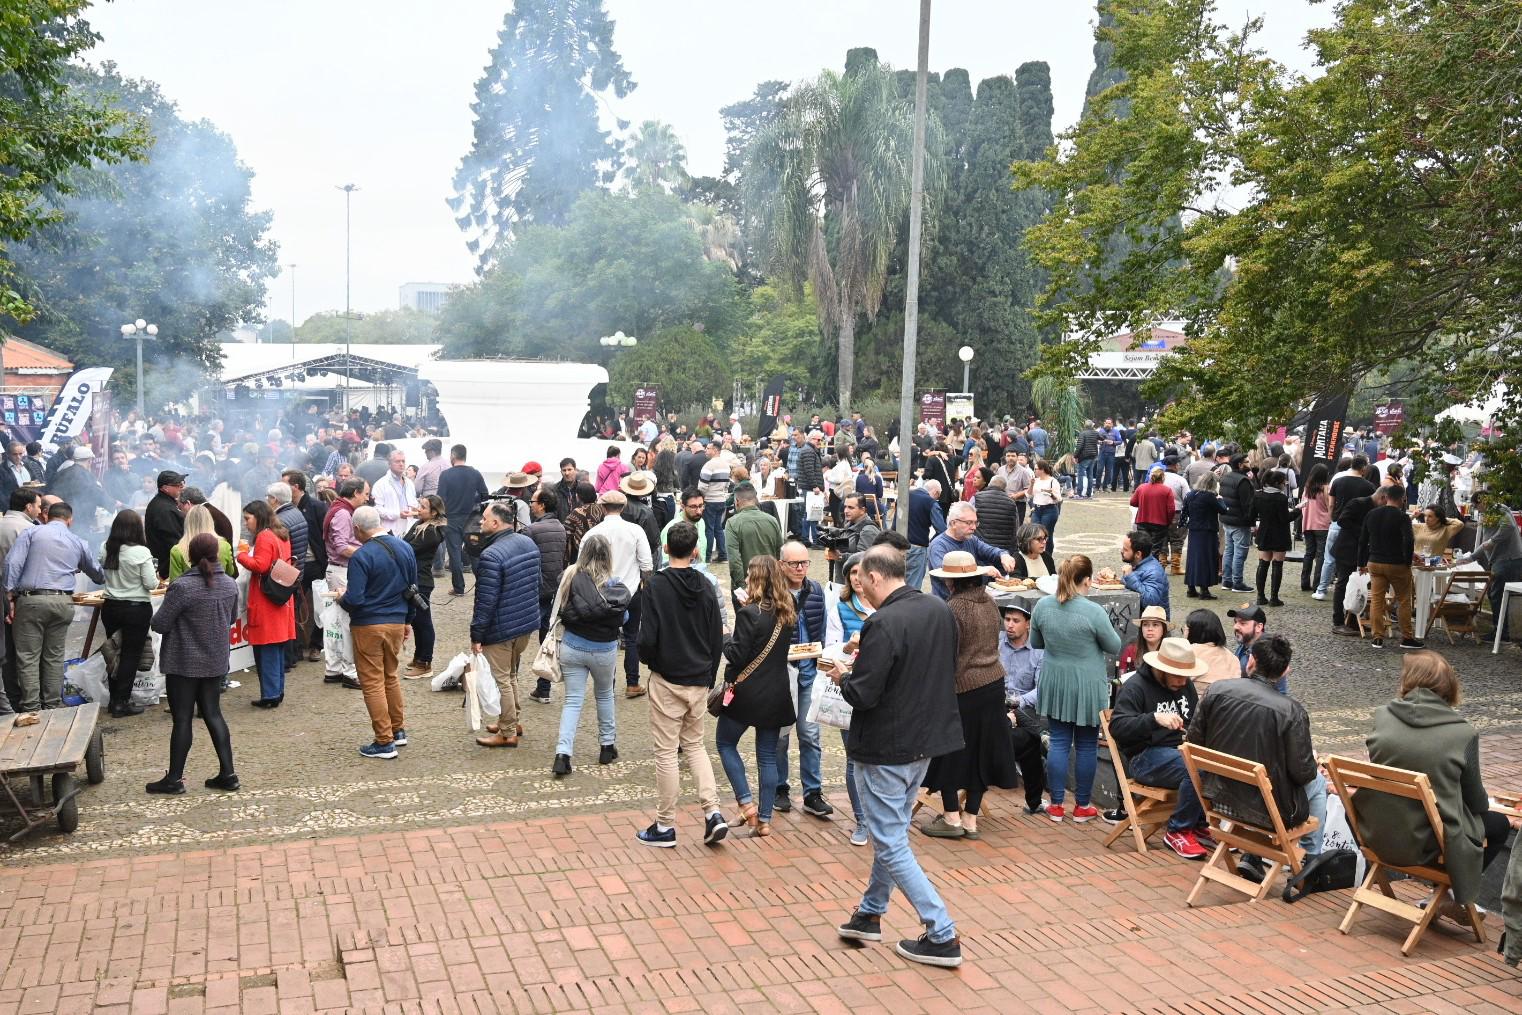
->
[775,540,835,820]
[1218,453,1255,592]
[831,544,963,967]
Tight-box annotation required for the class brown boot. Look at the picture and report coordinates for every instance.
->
[1169,553,1184,576]
[403,662,430,679]
[475,733,519,748]
[625,685,647,699]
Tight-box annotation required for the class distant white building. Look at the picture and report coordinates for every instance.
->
[399,282,456,314]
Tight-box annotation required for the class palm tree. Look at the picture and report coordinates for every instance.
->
[743,62,942,416]
[622,120,691,195]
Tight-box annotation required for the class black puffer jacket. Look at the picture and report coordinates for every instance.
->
[721,604,796,729]
[1186,674,1317,830]
[1075,428,1101,461]
[524,516,567,603]
[842,586,963,766]
[1218,469,1255,527]
[558,570,630,644]
[973,488,1018,554]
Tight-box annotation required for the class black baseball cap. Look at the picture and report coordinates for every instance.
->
[156,470,187,487]
[1227,604,1266,623]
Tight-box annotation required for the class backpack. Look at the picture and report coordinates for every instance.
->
[465,496,520,561]
[1281,848,1358,903]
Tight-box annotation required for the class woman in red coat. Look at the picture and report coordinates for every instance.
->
[1130,467,1178,562]
[238,500,295,709]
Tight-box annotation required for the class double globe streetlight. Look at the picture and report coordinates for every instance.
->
[120,319,158,417]
[599,331,638,349]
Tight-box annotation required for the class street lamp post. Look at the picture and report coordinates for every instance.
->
[958,345,975,392]
[119,319,158,417]
[337,184,358,409]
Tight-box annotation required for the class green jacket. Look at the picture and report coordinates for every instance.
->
[1357,688,1489,904]
[724,507,782,589]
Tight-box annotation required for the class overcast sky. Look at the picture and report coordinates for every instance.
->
[86,1,1332,327]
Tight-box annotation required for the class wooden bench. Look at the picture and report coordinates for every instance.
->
[1325,756,1486,955]
[0,702,105,839]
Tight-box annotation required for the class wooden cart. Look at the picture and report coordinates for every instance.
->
[0,702,105,839]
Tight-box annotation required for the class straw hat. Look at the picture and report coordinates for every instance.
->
[928,550,986,581]
[503,472,536,490]
[619,471,656,497]
[1143,637,1209,678]
[1130,605,1172,630]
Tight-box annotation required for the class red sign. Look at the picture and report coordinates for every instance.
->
[918,391,946,430]
[632,386,660,423]
[1373,400,1404,435]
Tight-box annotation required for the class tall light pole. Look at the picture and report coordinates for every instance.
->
[959,345,975,393]
[119,319,158,418]
[286,262,298,339]
[896,0,932,535]
[337,184,358,409]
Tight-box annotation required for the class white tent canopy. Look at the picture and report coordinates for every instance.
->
[216,343,441,386]
[1437,383,1507,425]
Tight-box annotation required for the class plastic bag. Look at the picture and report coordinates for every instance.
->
[65,655,109,705]
[130,668,165,707]
[1319,793,1367,886]
[1343,571,1370,618]
[431,652,470,692]
[805,675,853,729]
[473,651,501,717]
[805,490,826,522]
[320,596,356,678]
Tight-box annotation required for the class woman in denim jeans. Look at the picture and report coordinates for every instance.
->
[716,557,796,837]
[549,536,630,777]
[1030,460,1063,538]
[824,554,873,845]
[1031,554,1121,821]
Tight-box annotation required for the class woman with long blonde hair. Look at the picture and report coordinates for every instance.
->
[714,556,797,836]
[169,504,236,581]
[1030,554,1121,821]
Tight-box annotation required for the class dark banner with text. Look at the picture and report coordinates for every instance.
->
[918,390,946,430]
[758,376,785,438]
[1304,392,1351,478]
[632,385,660,423]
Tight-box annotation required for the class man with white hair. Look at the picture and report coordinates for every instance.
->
[373,448,418,537]
[899,479,946,592]
[339,505,417,759]
[926,502,1015,600]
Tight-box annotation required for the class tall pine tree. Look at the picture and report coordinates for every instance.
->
[450,0,634,270]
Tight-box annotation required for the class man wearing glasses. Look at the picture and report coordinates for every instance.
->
[774,540,835,820]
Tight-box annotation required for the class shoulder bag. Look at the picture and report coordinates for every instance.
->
[373,535,428,613]
[256,533,301,607]
[530,572,570,684]
[707,617,784,717]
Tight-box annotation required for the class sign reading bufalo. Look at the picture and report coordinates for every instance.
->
[38,367,113,450]
[632,385,660,423]
[919,390,946,429]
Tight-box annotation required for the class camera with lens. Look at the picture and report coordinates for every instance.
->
[814,524,853,551]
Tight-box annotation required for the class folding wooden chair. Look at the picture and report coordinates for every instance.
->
[1426,571,1491,644]
[1099,709,1177,854]
[1179,743,1319,905]
[1324,756,1486,955]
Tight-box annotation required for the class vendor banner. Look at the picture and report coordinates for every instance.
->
[37,367,113,450]
[758,375,786,438]
[918,390,946,430]
[632,385,660,423]
[1373,399,1404,435]
[0,393,52,443]
[946,392,975,423]
[1304,391,1350,477]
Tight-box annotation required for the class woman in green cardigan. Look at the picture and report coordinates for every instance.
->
[168,504,237,581]
[1032,554,1121,822]
[1357,652,1516,915]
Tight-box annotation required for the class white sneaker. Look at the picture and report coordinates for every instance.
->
[1311,591,1326,601]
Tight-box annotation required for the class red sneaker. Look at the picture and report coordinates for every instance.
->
[1072,805,1099,823]
[1047,805,1065,822]
[1163,829,1208,859]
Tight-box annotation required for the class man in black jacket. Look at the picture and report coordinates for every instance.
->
[1110,638,1207,860]
[144,470,186,579]
[1186,635,1326,879]
[1218,454,1255,593]
[1359,484,1420,649]
[1331,488,1382,634]
[437,445,490,596]
[830,545,963,969]
[634,521,728,849]
[284,470,328,661]
[524,488,568,704]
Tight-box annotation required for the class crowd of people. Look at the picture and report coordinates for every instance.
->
[0,398,1518,971]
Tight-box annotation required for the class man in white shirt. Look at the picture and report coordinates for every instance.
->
[995,450,1034,528]
[372,449,417,537]
[586,490,655,698]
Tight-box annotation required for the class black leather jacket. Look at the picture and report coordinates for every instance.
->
[1186,675,1317,830]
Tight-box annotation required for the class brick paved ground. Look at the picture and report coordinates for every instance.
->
[4,493,1522,1012]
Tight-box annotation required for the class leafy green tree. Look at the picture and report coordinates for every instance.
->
[744,59,943,417]
[450,0,634,268]
[607,325,729,412]
[1014,0,1522,504]
[621,120,690,195]
[256,319,295,343]
[437,190,743,363]
[294,308,438,345]
[7,64,276,405]
[0,2,149,320]
[729,284,823,400]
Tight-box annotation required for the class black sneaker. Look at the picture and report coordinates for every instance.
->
[636,822,676,848]
[895,933,963,968]
[1399,638,1425,650]
[599,744,619,765]
[1023,803,1048,816]
[837,910,882,942]
[1371,638,1385,649]
[703,812,729,846]
[1236,854,1267,884]
[528,691,552,705]
[802,791,835,818]
[552,753,571,777]
[774,789,792,813]
[1101,807,1126,825]
[324,673,347,683]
